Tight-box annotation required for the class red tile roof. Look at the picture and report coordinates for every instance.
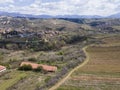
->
[0,65,6,71]
[40,64,57,72]
[20,62,57,72]
[20,62,39,69]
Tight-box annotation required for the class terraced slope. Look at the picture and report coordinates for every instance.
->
[57,39,120,90]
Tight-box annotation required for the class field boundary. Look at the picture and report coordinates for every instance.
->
[49,46,89,90]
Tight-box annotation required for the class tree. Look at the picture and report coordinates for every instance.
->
[34,66,42,72]
[18,64,32,71]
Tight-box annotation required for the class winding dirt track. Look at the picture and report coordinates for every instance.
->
[49,47,89,90]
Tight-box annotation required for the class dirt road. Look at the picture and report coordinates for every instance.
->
[49,47,89,90]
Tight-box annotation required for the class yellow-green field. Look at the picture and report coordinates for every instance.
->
[0,71,27,90]
[57,38,120,90]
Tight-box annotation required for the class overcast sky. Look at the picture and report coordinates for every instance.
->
[0,0,120,16]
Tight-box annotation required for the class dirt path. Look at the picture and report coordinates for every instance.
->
[49,47,89,90]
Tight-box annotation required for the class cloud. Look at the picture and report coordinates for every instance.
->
[0,0,120,16]
[79,0,120,16]
[0,0,14,4]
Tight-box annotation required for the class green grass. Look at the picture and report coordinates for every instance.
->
[0,71,27,90]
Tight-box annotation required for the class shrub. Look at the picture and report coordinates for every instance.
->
[34,66,42,72]
[4,75,12,80]
[28,57,37,62]
[18,64,32,71]
[57,51,64,55]
[44,76,51,83]
[67,35,87,44]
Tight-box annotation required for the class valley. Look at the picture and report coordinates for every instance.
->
[0,16,120,90]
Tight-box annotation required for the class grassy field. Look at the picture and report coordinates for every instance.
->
[0,41,85,90]
[57,37,120,90]
[0,35,120,90]
[0,71,27,90]
[0,70,52,90]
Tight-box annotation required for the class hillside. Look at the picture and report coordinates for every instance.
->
[57,36,120,90]
[0,17,120,90]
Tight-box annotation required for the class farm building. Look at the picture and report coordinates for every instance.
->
[20,62,57,72]
[0,65,6,72]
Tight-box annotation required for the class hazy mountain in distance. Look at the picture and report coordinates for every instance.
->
[55,15,103,18]
[0,11,103,18]
[0,11,120,18]
[109,13,120,18]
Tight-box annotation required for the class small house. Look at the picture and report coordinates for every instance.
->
[40,64,57,72]
[20,62,57,72]
[20,62,39,69]
[0,65,6,72]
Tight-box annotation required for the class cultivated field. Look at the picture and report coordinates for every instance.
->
[0,71,27,90]
[57,37,120,90]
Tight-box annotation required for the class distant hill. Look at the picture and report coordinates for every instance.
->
[0,11,120,18]
[55,15,103,18]
[109,13,120,18]
[0,11,38,18]
[0,11,102,18]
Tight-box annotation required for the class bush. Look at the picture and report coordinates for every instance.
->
[4,75,12,80]
[44,76,51,83]
[34,66,42,72]
[57,51,64,55]
[67,35,87,44]
[28,57,37,62]
[18,64,32,71]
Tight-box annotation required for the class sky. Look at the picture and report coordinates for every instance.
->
[0,0,120,16]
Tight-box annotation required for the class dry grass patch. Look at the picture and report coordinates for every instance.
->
[78,46,120,74]
[58,40,120,90]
